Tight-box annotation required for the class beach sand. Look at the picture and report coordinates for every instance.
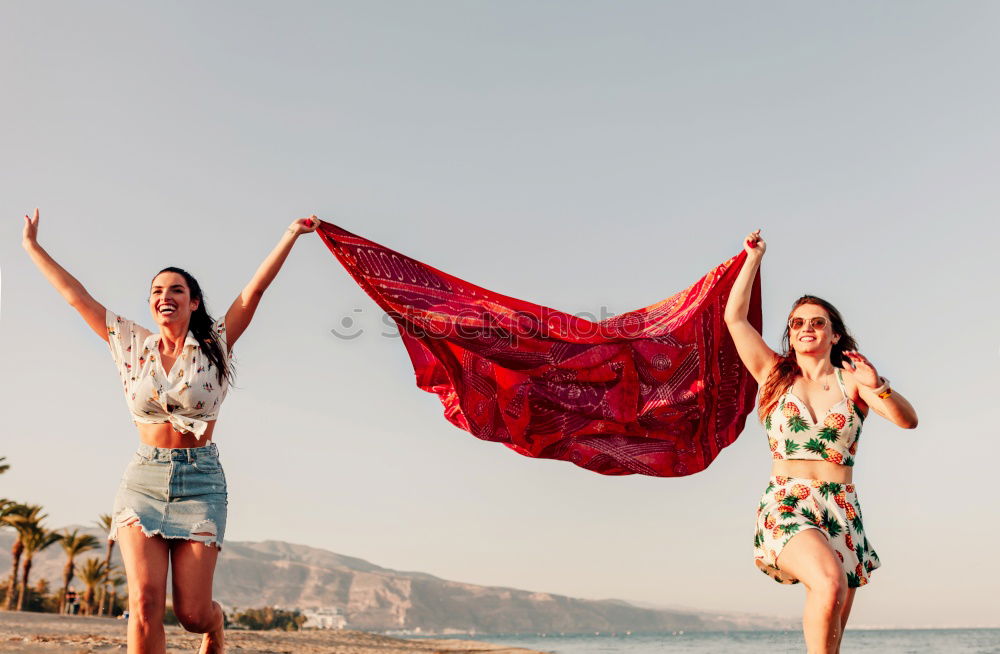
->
[0,612,544,654]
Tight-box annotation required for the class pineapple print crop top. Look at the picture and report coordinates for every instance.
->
[765,368,864,466]
[105,310,230,437]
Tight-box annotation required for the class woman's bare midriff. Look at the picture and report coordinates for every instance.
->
[771,459,852,484]
[138,421,216,449]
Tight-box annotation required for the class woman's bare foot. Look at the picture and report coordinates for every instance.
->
[198,627,224,654]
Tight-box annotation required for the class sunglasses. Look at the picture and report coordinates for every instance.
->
[788,316,829,330]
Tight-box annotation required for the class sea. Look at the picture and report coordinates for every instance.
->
[431,629,1000,653]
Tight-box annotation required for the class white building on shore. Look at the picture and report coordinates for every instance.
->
[301,607,347,630]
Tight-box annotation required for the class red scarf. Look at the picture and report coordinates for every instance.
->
[319,222,761,477]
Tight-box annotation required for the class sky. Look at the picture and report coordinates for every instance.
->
[2,1,999,629]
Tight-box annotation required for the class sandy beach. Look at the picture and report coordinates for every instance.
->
[0,612,543,654]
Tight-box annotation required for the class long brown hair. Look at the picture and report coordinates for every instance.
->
[151,267,233,386]
[758,295,858,422]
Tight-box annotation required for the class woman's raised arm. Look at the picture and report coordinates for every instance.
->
[22,209,109,342]
[224,215,319,348]
[724,230,778,384]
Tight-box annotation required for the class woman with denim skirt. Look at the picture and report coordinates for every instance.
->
[22,209,318,654]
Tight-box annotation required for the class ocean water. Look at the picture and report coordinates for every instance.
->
[435,629,1000,653]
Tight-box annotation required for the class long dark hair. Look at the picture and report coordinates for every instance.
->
[758,295,858,422]
[152,267,233,386]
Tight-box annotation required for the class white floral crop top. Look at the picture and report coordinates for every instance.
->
[106,310,230,437]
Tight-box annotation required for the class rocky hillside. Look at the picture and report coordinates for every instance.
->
[0,531,791,633]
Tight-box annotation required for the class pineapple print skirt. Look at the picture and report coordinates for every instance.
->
[753,475,880,588]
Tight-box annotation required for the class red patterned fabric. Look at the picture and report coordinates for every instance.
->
[318,222,762,477]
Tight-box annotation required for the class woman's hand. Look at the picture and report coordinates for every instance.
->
[846,350,917,428]
[743,229,765,258]
[22,208,40,249]
[842,350,880,388]
[288,215,320,237]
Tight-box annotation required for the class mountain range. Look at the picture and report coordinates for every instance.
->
[0,529,794,634]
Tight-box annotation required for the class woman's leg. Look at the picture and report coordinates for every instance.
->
[170,540,224,654]
[117,524,170,654]
[833,588,857,653]
[775,529,848,654]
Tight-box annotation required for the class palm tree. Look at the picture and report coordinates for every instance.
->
[94,514,114,615]
[77,558,107,616]
[1,504,45,611]
[106,567,126,617]
[0,456,13,516]
[0,500,23,527]
[58,529,99,614]
[0,501,20,608]
[0,458,10,517]
[17,524,61,610]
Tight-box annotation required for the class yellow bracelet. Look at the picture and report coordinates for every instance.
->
[871,376,892,399]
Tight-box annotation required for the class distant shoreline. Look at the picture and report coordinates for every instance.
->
[408,629,1000,654]
[0,611,544,654]
[419,626,1000,636]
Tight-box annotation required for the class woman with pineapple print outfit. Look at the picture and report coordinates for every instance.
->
[725,230,918,654]
[22,208,319,654]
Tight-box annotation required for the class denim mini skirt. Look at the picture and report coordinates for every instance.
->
[109,443,228,548]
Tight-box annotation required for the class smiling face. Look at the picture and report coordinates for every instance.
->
[788,303,840,356]
[149,271,200,329]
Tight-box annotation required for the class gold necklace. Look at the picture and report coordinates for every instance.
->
[805,373,832,392]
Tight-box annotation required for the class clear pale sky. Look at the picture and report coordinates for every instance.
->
[2,1,998,628]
